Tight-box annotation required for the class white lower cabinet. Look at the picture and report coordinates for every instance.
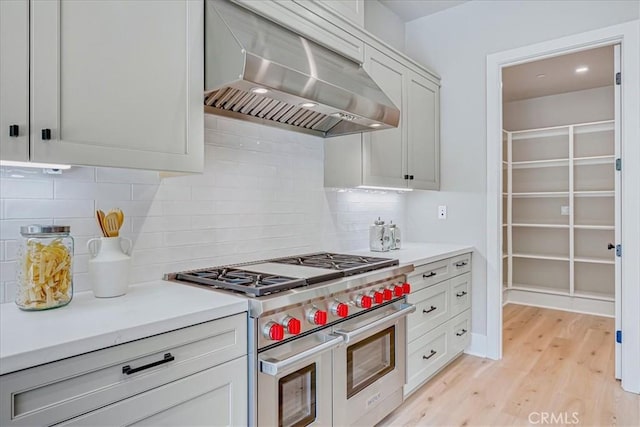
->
[60,356,247,427]
[0,313,248,427]
[404,254,472,397]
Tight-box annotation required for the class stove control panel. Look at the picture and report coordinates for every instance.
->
[258,276,411,347]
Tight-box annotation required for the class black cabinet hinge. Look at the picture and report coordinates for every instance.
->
[616,158,621,171]
[616,72,621,85]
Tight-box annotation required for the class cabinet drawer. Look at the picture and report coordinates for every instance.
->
[0,313,246,426]
[405,323,449,396]
[448,310,471,354]
[450,253,471,277]
[450,272,471,317]
[407,281,449,342]
[408,259,450,292]
[59,356,248,427]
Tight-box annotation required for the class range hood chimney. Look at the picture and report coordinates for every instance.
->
[204,0,400,138]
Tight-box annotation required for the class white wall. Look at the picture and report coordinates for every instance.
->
[404,0,639,338]
[0,116,406,303]
[364,0,405,53]
[504,86,614,130]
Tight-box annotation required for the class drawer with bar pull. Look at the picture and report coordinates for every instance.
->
[450,272,471,317]
[449,253,472,276]
[0,313,246,427]
[408,259,450,292]
[405,322,449,395]
[406,280,450,342]
[448,309,471,354]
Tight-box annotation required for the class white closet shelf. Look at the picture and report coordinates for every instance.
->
[572,290,615,302]
[508,119,614,140]
[574,257,615,265]
[574,191,614,197]
[574,224,614,230]
[574,155,615,166]
[512,223,569,229]
[511,192,569,198]
[509,284,570,297]
[511,158,568,169]
[512,253,569,262]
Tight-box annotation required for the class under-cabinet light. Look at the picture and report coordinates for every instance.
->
[0,160,71,170]
[369,123,382,128]
[357,185,413,192]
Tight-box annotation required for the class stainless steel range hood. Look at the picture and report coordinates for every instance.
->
[205,0,400,138]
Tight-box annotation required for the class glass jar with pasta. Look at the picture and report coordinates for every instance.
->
[16,225,74,310]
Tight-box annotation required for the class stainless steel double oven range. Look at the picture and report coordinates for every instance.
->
[167,253,415,426]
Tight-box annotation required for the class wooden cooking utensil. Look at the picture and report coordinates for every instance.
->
[96,210,107,237]
[115,208,124,230]
[103,211,121,237]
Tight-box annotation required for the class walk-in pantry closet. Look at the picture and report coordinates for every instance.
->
[501,45,617,317]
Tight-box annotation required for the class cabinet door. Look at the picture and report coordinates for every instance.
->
[30,0,203,172]
[311,0,364,27]
[60,356,248,427]
[407,71,440,190]
[362,46,407,188]
[0,0,29,162]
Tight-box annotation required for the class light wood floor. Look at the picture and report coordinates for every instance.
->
[380,304,640,426]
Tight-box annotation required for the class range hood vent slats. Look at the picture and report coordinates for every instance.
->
[204,0,400,138]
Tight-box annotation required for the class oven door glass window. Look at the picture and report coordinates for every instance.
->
[278,363,316,427]
[347,326,395,398]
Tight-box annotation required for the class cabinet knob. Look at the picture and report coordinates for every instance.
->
[409,175,414,180]
[9,124,19,137]
[41,128,52,140]
[404,174,409,180]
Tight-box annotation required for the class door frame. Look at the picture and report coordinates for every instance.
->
[486,21,640,394]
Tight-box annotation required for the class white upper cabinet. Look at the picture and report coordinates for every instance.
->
[307,0,364,27]
[407,70,440,190]
[0,0,29,162]
[362,46,407,189]
[325,45,441,191]
[1,0,204,173]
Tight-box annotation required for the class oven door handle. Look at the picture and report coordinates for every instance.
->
[333,303,416,343]
[259,335,344,376]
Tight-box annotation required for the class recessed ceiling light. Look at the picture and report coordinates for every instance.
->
[299,102,317,108]
[370,123,382,128]
[251,87,269,94]
[536,74,546,78]
[575,66,589,74]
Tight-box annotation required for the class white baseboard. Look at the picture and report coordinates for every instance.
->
[464,332,487,358]
[505,289,614,317]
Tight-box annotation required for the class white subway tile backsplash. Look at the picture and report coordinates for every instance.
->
[54,181,131,200]
[3,199,94,219]
[0,179,53,199]
[0,117,406,304]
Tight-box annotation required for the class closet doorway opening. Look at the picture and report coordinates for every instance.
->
[500,44,622,380]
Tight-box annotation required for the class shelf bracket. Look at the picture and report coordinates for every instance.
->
[616,244,622,257]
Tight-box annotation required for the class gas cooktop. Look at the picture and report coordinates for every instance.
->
[166,252,398,297]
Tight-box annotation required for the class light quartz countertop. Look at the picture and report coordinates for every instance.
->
[351,242,474,267]
[0,242,472,375]
[0,281,247,375]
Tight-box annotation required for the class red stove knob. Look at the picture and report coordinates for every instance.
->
[331,302,349,318]
[307,309,328,325]
[283,317,301,335]
[393,284,404,297]
[263,322,284,341]
[382,288,393,301]
[369,291,384,304]
[402,282,411,294]
[355,295,373,309]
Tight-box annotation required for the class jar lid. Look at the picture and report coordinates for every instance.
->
[20,225,71,235]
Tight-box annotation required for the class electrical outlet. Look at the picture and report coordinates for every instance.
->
[561,206,570,216]
[438,205,447,219]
